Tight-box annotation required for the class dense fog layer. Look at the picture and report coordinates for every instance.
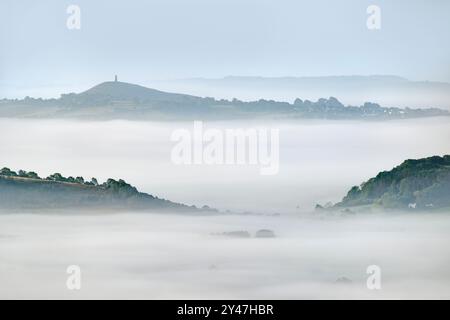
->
[1,213,450,299]
[0,117,449,213]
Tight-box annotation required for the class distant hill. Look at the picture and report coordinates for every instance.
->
[78,81,203,104]
[0,79,448,120]
[152,75,450,110]
[0,167,215,213]
[333,155,450,211]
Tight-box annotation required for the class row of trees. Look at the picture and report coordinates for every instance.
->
[1,167,41,180]
[0,167,140,196]
[1,167,99,186]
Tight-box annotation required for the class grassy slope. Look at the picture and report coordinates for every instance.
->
[0,175,200,213]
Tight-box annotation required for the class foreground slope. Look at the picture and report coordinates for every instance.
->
[0,168,213,213]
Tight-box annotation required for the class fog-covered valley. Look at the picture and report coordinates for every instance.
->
[1,212,450,299]
[2,0,450,302]
[1,117,450,299]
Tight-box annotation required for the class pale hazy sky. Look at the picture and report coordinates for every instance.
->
[1,0,450,96]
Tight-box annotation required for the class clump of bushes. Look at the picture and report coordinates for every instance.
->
[1,167,41,180]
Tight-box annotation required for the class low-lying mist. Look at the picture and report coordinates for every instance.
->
[1,212,450,299]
